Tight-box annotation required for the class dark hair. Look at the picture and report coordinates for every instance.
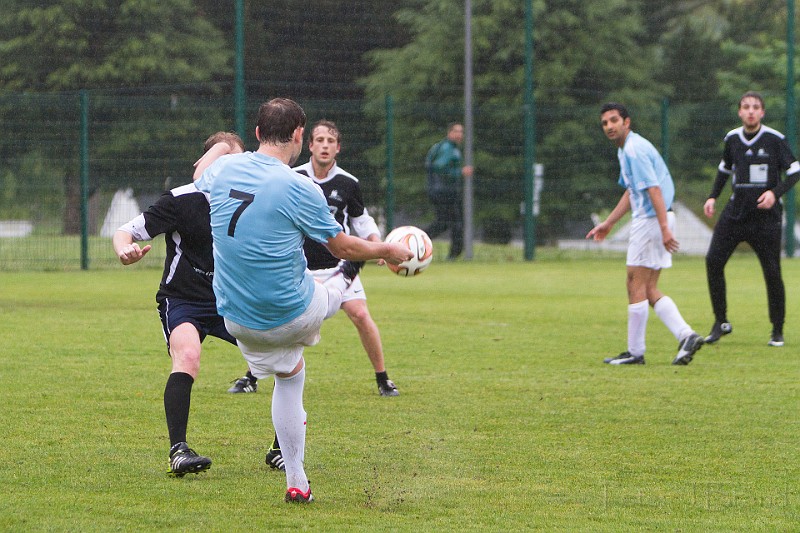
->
[310,119,341,144]
[600,102,629,120]
[255,98,307,144]
[447,122,463,133]
[739,91,765,110]
[203,131,244,154]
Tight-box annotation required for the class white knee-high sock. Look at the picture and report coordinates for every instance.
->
[272,364,308,491]
[654,296,692,341]
[628,300,649,357]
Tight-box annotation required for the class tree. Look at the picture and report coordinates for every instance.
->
[0,0,231,232]
[362,0,664,239]
[238,0,411,205]
[714,0,796,105]
[0,0,229,91]
[645,1,798,189]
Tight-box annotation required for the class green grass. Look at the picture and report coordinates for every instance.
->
[1,253,798,531]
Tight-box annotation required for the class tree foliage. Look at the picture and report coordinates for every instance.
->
[359,0,798,239]
[362,0,665,235]
[0,0,233,230]
[0,0,797,238]
[0,0,229,91]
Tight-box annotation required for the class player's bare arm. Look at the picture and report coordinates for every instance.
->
[326,232,413,265]
[646,186,678,253]
[113,230,152,265]
[365,233,387,266]
[586,190,631,241]
[193,141,237,181]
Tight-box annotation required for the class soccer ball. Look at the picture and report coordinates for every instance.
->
[384,226,433,276]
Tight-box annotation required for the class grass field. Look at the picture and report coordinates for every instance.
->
[1,252,798,531]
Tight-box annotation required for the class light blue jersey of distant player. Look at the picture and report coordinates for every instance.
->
[195,152,342,330]
[617,132,675,218]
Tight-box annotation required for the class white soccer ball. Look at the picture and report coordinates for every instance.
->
[384,226,434,277]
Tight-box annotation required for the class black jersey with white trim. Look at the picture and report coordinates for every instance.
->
[294,161,374,270]
[119,182,216,304]
[711,125,800,220]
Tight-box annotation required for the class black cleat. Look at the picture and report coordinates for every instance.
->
[768,331,784,347]
[603,351,645,365]
[265,446,285,471]
[377,379,400,397]
[227,375,257,393]
[705,321,732,344]
[168,442,211,477]
[673,332,704,365]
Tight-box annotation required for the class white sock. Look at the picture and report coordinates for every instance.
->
[628,300,649,357]
[654,296,692,341]
[272,363,309,491]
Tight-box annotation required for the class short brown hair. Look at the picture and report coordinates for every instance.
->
[203,131,244,154]
[739,91,765,109]
[309,119,341,144]
[255,98,307,144]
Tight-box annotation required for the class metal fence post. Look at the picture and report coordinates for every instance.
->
[235,0,246,139]
[661,97,670,166]
[80,89,89,270]
[523,0,536,260]
[385,94,395,231]
[785,0,796,257]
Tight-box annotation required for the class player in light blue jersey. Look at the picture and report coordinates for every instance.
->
[587,102,704,366]
[194,98,412,504]
[617,131,674,220]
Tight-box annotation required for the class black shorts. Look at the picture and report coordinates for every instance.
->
[157,297,237,349]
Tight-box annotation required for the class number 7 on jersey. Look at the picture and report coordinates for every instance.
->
[228,189,254,237]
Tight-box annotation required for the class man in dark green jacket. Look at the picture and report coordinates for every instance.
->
[424,122,473,259]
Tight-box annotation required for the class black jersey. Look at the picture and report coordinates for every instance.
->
[118,182,216,304]
[710,125,800,220]
[294,161,380,270]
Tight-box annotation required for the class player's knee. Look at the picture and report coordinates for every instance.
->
[171,345,201,368]
[347,307,370,324]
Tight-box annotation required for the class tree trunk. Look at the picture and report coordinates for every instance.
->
[62,176,100,235]
[63,176,80,235]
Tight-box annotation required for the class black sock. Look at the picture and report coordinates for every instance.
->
[246,370,258,383]
[272,433,280,449]
[375,371,389,384]
[164,372,194,448]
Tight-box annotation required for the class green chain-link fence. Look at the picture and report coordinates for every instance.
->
[0,85,795,270]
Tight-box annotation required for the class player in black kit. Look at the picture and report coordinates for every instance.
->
[703,91,800,347]
[113,132,245,476]
[295,120,399,395]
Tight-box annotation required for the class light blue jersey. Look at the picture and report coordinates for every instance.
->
[195,152,342,330]
[617,132,675,219]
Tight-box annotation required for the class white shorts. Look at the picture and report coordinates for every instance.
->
[224,283,330,378]
[312,266,367,303]
[626,212,675,270]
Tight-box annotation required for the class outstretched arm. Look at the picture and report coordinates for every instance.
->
[326,231,413,265]
[586,190,631,242]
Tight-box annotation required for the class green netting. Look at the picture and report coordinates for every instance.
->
[0,87,792,270]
